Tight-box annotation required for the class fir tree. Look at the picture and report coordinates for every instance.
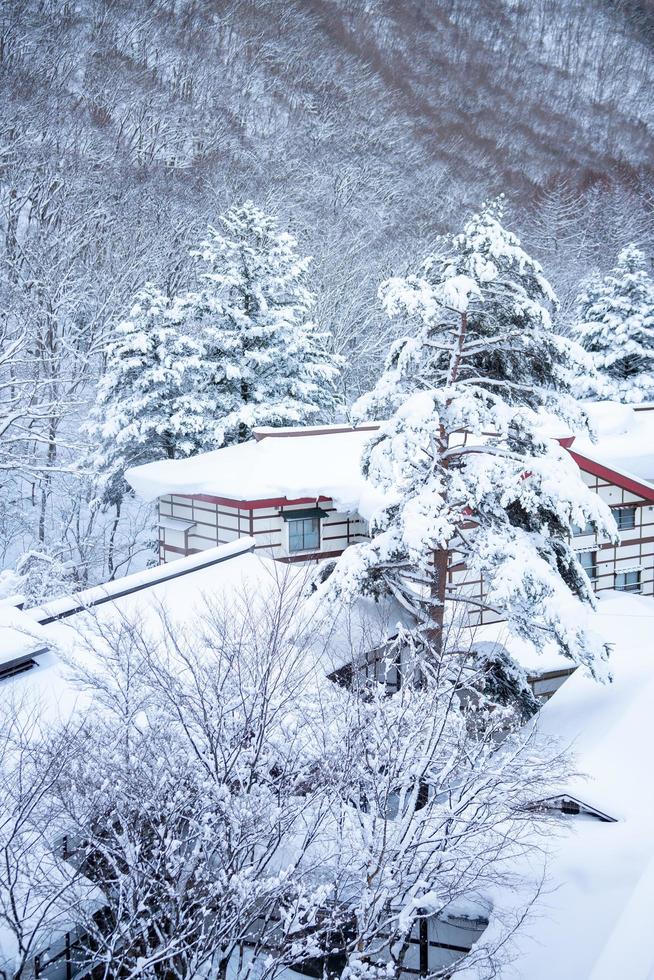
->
[178,201,343,445]
[86,285,213,570]
[88,284,210,509]
[574,244,654,403]
[315,200,616,705]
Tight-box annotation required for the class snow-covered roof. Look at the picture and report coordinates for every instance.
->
[544,401,654,492]
[575,401,654,485]
[127,403,654,518]
[0,606,50,667]
[4,539,409,724]
[28,538,256,625]
[125,427,386,518]
[463,591,654,980]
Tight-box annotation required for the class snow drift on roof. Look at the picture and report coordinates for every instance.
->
[541,400,654,486]
[0,607,49,666]
[125,427,389,519]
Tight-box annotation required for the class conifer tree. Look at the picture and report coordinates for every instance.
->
[86,284,213,571]
[88,284,212,510]
[177,201,343,445]
[315,200,615,703]
[574,244,654,403]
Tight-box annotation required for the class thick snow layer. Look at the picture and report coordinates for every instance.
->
[126,428,388,519]
[28,538,255,624]
[575,401,654,484]
[469,628,571,676]
[541,400,654,485]
[461,591,654,980]
[0,607,50,665]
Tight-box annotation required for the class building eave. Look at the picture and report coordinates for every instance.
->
[568,450,654,503]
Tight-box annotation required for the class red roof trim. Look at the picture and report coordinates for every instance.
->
[254,424,379,442]
[569,450,654,502]
[177,493,333,511]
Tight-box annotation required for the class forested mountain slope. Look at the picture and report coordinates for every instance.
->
[1,0,653,588]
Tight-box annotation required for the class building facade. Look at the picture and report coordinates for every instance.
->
[152,421,654,604]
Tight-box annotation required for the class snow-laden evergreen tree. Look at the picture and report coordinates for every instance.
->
[574,244,654,403]
[86,285,215,573]
[177,201,343,445]
[314,199,616,703]
[87,284,214,511]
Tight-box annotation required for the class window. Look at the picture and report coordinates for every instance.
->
[577,550,597,580]
[282,506,327,554]
[288,517,320,553]
[615,569,641,593]
[612,506,637,531]
[571,519,594,536]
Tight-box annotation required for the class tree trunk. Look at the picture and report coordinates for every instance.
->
[427,310,469,656]
[107,497,122,579]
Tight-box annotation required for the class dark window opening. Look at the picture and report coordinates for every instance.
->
[612,506,637,531]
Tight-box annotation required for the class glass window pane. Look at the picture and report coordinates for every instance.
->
[288,523,303,552]
[616,570,641,592]
[614,507,636,531]
[304,518,320,550]
[578,551,596,578]
[288,517,320,553]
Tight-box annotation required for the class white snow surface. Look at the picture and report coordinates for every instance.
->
[0,606,50,665]
[12,542,405,723]
[461,591,654,980]
[574,401,654,484]
[541,400,654,485]
[126,427,388,518]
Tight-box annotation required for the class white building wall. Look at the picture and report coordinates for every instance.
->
[572,471,654,598]
[158,496,369,565]
[157,468,654,601]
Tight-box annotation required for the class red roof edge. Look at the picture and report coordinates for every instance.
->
[568,450,654,502]
[178,493,333,511]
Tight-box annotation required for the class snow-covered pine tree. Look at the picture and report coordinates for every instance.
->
[177,201,343,445]
[574,244,654,403]
[86,284,214,572]
[87,284,213,510]
[315,199,615,703]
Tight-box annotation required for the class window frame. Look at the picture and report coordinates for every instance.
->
[571,519,594,536]
[615,569,641,593]
[576,549,597,581]
[287,516,321,554]
[612,505,637,531]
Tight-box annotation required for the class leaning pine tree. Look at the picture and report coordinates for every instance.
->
[177,201,343,445]
[574,243,654,403]
[315,199,616,709]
